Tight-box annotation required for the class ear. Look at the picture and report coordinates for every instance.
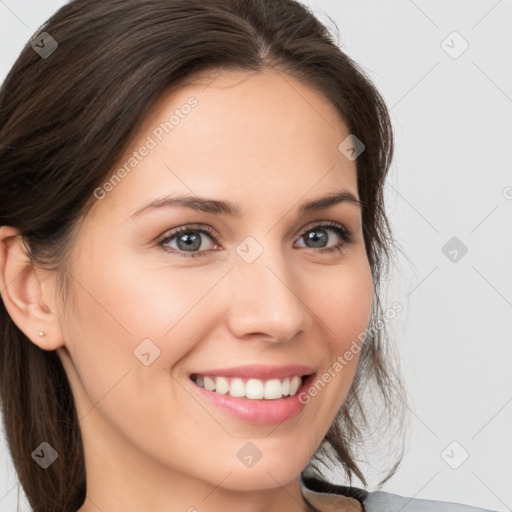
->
[0,226,65,351]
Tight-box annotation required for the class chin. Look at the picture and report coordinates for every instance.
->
[208,462,302,492]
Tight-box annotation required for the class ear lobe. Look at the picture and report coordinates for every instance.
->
[0,226,65,351]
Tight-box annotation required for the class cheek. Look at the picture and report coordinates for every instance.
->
[299,260,373,421]
[67,250,219,363]
[60,257,222,471]
[314,260,374,353]
[61,251,238,434]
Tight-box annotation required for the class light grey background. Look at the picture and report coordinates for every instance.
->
[1,0,511,511]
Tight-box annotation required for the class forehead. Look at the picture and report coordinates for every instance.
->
[93,68,358,217]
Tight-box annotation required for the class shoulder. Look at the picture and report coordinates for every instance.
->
[364,489,499,512]
[300,475,499,512]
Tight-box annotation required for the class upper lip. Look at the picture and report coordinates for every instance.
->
[189,364,315,380]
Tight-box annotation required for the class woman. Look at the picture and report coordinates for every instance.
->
[0,1,498,511]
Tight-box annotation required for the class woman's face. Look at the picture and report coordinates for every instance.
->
[56,69,373,503]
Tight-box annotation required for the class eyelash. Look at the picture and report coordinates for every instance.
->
[157,221,353,259]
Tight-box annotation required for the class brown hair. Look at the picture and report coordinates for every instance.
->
[0,0,407,510]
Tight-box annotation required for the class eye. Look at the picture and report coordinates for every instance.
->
[157,221,353,258]
[294,222,352,254]
[158,224,219,258]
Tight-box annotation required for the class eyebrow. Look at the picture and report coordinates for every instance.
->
[130,190,363,219]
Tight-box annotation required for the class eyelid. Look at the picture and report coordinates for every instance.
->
[297,219,347,237]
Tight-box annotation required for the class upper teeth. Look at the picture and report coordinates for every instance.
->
[192,375,303,400]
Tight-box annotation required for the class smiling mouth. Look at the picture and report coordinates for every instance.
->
[190,373,308,400]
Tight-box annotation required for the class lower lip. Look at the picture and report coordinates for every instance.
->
[189,374,315,425]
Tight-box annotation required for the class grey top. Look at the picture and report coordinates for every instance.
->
[300,475,499,512]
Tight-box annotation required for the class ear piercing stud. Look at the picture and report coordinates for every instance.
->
[38,331,46,337]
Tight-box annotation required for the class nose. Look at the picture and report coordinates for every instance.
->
[225,246,310,344]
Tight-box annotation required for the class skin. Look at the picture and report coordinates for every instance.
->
[0,68,373,512]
